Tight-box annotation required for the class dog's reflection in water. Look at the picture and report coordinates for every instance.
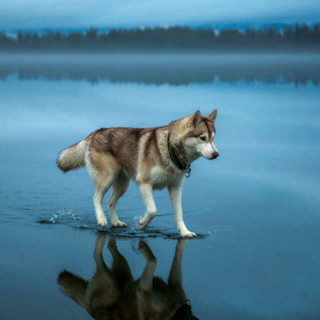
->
[58,233,199,320]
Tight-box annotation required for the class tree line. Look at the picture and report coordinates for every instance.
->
[0,24,319,52]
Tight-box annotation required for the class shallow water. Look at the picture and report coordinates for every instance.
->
[1,54,320,319]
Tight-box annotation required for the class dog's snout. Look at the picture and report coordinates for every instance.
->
[212,151,219,159]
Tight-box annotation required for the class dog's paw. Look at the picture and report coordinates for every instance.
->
[94,233,108,259]
[138,218,149,230]
[139,240,156,261]
[97,217,108,227]
[180,230,197,238]
[107,238,117,251]
[112,220,127,228]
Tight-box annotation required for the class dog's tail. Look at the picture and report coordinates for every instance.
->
[57,140,87,173]
[57,270,88,309]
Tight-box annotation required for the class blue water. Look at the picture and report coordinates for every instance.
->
[0,54,320,319]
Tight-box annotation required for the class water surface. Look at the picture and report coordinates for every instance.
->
[1,54,320,319]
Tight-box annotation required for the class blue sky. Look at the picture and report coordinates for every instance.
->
[1,0,320,30]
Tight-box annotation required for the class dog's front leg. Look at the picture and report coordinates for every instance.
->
[168,240,188,291]
[138,240,157,290]
[138,183,157,229]
[168,183,196,238]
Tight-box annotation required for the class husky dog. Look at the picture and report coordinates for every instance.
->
[57,109,218,238]
[57,233,199,320]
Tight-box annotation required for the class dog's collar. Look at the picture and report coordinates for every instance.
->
[167,133,191,178]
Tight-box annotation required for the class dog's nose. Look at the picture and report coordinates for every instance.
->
[212,151,219,159]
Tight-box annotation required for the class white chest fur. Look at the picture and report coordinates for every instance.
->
[150,165,180,190]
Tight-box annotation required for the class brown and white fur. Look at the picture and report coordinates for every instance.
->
[57,109,219,238]
[57,233,199,320]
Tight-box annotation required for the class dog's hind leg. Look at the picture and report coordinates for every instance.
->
[93,233,110,271]
[108,238,134,284]
[93,234,115,284]
[138,183,157,229]
[87,233,119,304]
[93,178,114,227]
[107,173,129,228]
[88,153,119,227]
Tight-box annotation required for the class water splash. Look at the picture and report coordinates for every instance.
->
[130,238,141,255]
[38,208,82,226]
[130,215,143,233]
[49,214,58,224]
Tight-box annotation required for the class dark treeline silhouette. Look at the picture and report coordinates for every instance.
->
[0,24,320,52]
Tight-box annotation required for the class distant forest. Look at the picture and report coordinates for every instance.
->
[0,24,320,52]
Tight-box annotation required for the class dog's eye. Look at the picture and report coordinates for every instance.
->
[200,136,206,141]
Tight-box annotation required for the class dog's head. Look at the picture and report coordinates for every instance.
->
[170,109,219,161]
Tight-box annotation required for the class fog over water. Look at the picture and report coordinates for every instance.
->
[1,53,320,320]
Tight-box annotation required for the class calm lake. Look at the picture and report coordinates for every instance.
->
[1,53,320,319]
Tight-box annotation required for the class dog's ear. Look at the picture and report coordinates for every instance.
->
[192,110,201,127]
[208,109,218,124]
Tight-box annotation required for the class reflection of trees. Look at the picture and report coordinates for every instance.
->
[0,55,319,86]
[0,24,319,52]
